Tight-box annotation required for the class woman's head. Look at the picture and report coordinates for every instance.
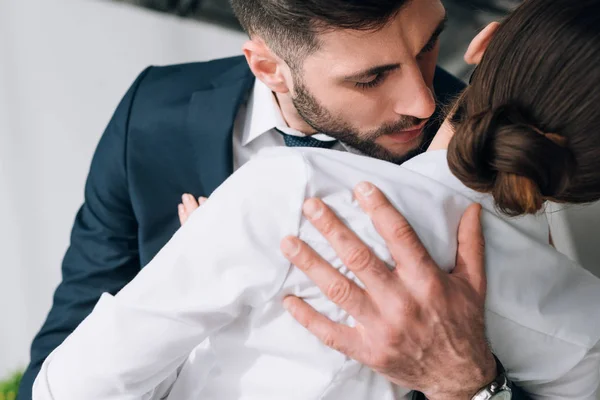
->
[447,0,600,216]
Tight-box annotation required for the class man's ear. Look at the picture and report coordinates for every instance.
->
[464,22,501,65]
[242,39,290,94]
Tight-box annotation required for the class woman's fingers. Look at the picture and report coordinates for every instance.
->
[179,194,206,226]
[178,203,187,225]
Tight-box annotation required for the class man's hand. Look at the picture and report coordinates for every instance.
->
[280,182,496,400]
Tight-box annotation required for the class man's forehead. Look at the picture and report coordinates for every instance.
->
[305,0,445,71]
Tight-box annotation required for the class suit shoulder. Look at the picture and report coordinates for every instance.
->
[122,56,250,141]
[134,56,248,102]
[434,66,466,105]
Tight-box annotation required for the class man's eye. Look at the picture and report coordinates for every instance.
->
[355,73,386,90]
[419,38,440,58]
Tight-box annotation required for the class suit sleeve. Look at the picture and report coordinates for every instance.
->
[18,68,152,400]
[31,151,309,400]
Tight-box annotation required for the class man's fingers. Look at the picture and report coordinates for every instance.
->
[198,196,208,205]
[354,182,437,278]
[302,198,393,291]
[280,236,376,321]
[284,296,363,359]
[453,203,486,298]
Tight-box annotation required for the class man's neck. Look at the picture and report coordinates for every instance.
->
[273,91,317,135]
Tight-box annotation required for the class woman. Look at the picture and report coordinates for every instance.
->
[33,0,600,399]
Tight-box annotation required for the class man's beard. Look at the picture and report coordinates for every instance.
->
[291,79,438,165]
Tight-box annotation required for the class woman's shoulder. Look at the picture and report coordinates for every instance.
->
[403,150,472,195]
[206,148,311,230]
[225,147,310,193]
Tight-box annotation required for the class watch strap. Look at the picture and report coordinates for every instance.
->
[410,355,511,400]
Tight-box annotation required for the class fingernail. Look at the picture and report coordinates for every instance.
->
[281,237,300,257]
[178,204,184,214]
[356,182,375,197]
[282,297,294,312]
[303,199,323,219]
[182,194,190,203]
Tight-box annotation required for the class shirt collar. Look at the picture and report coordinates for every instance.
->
[241,79,336,146]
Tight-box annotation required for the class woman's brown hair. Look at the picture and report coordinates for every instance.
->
[447,0,600,216]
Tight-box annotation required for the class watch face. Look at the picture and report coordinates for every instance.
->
[491,391,512,400]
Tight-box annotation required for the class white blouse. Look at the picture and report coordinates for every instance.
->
[33,148,600,400]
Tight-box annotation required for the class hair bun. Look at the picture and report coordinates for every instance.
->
[448,104,576,216]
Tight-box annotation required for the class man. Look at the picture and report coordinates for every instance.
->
[19,0,529,399]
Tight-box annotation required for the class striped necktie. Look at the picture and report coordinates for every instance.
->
[275,128,338,149]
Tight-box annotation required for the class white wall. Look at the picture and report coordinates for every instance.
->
[0,0,247,377]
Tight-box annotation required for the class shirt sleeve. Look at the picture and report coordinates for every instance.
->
[32,150,309,400]
[525,341,600,400]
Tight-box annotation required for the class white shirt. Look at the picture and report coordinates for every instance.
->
[232,79,352,171]
[33,148,600,400]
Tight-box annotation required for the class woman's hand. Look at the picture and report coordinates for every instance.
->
[178,194,207,225]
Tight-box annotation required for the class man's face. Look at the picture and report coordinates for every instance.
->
[290,0,446,164]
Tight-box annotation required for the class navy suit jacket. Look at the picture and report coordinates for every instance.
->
[18,56,528,399]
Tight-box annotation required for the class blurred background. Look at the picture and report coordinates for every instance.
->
[114,0,524,79]
[1,0,599,390]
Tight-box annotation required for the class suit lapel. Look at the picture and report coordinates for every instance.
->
[186,60,255,195]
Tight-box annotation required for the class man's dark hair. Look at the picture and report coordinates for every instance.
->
[229,0,409,68]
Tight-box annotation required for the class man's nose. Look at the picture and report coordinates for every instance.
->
[392,67,436,120]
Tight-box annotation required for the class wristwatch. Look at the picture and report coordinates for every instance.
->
[410,355,512,400]
[471,355,512,400]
